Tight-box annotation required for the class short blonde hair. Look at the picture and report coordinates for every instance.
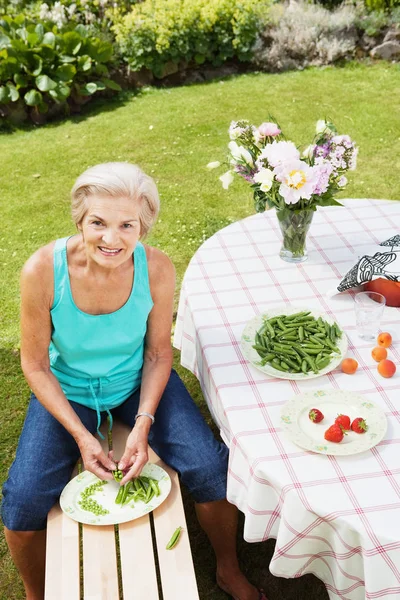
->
[71,162,160,239]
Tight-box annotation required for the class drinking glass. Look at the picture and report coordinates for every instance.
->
[354,291,386,341]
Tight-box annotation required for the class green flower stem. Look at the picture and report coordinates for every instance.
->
[276,208,314,259]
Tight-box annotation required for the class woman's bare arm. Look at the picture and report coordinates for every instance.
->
[20,247,115,479]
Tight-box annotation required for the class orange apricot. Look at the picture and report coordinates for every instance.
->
[341,358,359,374]
[377,332,392,348]
[371,346,388,362]
[377,359,396,378]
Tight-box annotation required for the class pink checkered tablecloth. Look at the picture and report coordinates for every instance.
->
[173,199,400,600]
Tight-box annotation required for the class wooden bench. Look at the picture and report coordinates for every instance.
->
[45,421,200,600]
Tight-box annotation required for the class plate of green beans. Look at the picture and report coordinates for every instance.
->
[241,306,348,380]
[60,462,171,525]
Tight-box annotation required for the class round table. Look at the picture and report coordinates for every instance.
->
[173,199,400,600]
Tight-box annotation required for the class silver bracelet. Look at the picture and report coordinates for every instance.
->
[135,411,155,425]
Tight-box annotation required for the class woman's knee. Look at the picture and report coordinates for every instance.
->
[1,475,51,531]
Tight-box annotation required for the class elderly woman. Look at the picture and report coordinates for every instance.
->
[2,163,267,600]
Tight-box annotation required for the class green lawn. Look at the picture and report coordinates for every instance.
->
[1,61,399,599]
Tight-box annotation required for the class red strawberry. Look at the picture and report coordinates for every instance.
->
[351,418,368,434]
[335,414,351,431]
[324,423,344,443]
[309,408,324,423]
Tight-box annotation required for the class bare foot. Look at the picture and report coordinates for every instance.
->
[216,568,265,600]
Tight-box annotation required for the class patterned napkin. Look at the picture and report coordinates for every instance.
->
[337,234,400,292]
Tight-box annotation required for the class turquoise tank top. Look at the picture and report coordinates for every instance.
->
[49,237,154,434]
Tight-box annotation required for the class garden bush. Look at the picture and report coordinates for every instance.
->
[0,15,121,125]
[110,0,269,78]
[253,1,358,72]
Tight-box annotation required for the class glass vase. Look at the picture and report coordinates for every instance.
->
[276,208,314,263]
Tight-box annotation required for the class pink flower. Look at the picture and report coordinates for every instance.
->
[313,162,333,195]
[274,160,317,205]
[258,122,281,137]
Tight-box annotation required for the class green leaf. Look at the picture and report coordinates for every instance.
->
[60,55,76,63]
[39,46,56,61]
[35,23,44,40]
[0,85,10,103]
[194,54,206,64]
[49,82,70,102]
[0,33,11,50]
[14,73,28,88]
[27,32,40,47]
[103,78,122,91]
[24,89,43,106]
[6,82,19,101]
[35,74,58,92]
[88,40,113,63]
[82,82,97,95]
[74,24,89,38]
[55,63,76,81]
[93,80,106,91]
[16,27,28,42]
[77,55,91,71]
[42,32,56,48]
[62,31,83,56]
[31,54,43,76]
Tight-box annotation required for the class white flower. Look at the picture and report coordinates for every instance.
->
[228,141,253,167]
[228,120,248,140]
[316,119,328,135]
[219,170,234,190]
[206,161,221,170]
[338,175,347,187]
[260,141,300,168]
[253,168,274,192]
[302,144,315,160]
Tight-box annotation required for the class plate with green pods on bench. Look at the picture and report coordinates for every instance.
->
[60,462,171,525]
[241,305,348,380]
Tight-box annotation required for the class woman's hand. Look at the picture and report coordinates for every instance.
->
[77,433,117,480]
[117,423,150,485]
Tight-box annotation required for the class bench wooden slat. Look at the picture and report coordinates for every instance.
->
[82,524,119,600]
[151,457,200,600]
[45,505,80,600]
[119,517,159,599]
[108,421,159,599]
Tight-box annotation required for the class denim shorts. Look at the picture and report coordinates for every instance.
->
[2,369,228,531]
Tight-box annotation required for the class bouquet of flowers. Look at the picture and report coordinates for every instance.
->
[208,119,358,262]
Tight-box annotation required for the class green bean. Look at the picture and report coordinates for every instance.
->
[166,526,183,550]
[265,321,275,338]
[309,335,325,347]
[253,344,268,355]
[316,357,331,370]
[298,325,304,341]
[324,338,341,353]
[280,356,301,371]
[150,479,161,497]
[301,359,309,374]
[284,311,311,320]
[144,485,155,504]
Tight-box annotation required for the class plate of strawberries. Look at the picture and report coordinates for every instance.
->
[280,389,387,455]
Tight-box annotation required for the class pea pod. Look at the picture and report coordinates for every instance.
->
[166,526,183,550]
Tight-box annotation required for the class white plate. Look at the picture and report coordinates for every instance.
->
[280,389,387,455]
[241,305,348,380]
[60,463,171,525]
